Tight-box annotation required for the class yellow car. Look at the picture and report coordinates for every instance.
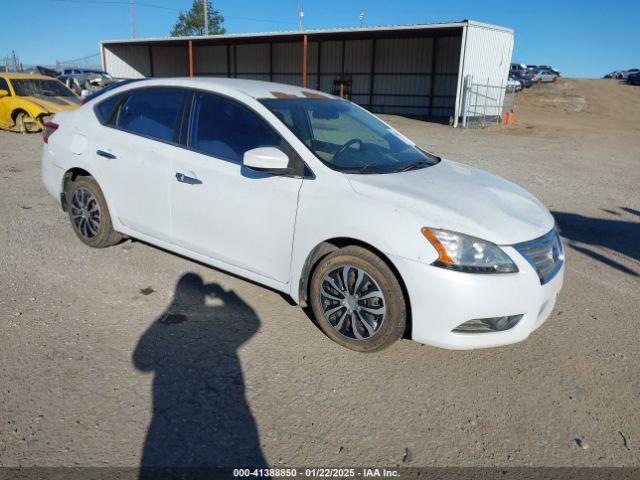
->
[0,73,80,133]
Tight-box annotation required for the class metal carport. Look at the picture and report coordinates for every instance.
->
[101,20,513,126]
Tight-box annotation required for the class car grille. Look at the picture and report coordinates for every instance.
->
[514,228,564,285]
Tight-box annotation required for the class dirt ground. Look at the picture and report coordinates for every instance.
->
[0,79,639,470]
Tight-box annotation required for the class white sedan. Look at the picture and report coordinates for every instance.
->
[41,78,564,352]
[532,69,558,83]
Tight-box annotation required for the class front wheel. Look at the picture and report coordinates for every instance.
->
[66,176,123,248]
[15,111,40,133]
[309,246,406,352]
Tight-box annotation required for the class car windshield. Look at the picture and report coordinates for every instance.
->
[260,98,439,174]
[11,79,75,97]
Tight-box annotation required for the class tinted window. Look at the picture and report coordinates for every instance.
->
[116,88,184,142]
[95,93,122,124]
[0,77,10,95]
[189,92,281,161]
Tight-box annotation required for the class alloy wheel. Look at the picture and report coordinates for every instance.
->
[70,187,101,239]
[319,264,386,340]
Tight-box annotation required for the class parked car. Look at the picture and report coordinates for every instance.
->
[57,69,114,98]
[59,68,111,78]
[533,65,560,76]
[532,69,558,83]
[511,70,534,88]
[507,76,523,92]
[627,71,640,86]
[41,78,565,352]
[618,69,639,80]
[510,63,527,74]
[0,73,80,133]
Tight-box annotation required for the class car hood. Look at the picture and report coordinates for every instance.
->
[21,95,80,114]
[346,159,554,245]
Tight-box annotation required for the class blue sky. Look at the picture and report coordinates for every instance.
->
[2,0,638,77]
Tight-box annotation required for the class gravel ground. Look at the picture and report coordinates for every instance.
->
[0,79,639,470]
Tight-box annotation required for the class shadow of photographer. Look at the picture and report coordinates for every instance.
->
[133,273,267,476]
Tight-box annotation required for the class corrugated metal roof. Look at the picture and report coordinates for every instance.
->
[101,20,512,46]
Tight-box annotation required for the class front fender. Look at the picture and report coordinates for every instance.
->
[12,102,50,131]
[287,178,440,303]
[14,98,50,119]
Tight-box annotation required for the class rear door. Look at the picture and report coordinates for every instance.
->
[170,90,303,283]
[92,87,186,241]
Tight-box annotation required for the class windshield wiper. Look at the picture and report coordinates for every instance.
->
[398,160,428,172]
[340,166,374,174]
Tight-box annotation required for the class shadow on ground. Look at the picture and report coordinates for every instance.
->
[133,273,267,477]
[553,209,640,276]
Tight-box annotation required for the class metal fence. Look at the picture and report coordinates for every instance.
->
[56,53,102,71]
[460,74,516,128]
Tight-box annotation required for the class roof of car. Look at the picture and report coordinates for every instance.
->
[0,73,54,80]
[118,77,338,101]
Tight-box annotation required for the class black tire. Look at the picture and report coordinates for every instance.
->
[66,176,123,248]
[309,246,406,352]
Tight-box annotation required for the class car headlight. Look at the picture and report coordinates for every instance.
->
[421,228,518,273]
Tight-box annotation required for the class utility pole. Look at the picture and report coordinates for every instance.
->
[359,10,365,28]
[203,0,209,35]
[130,0,136,38]
[297,0,304,31]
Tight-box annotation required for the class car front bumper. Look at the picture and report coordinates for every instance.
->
[390,246,564,350]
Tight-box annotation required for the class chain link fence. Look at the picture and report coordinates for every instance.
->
[56,53,102,72]
[460,75,516,128]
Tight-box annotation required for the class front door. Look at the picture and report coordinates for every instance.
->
[171,91,303,283]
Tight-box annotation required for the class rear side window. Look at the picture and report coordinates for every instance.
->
[116,88,185,142]
[95,93,122,124]
[188,92,281,162]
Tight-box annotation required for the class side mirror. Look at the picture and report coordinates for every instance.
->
[0,89,8,98]
[243,147,290,174]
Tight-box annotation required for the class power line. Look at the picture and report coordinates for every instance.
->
[48,0,298,25]
[50,0,174,10]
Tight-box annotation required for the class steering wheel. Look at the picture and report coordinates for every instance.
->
[333,138,364,160]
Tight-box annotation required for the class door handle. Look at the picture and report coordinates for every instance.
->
[96,149,116,159]
[175,172,203,185]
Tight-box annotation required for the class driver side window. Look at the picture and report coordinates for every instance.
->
[188,92,281,162]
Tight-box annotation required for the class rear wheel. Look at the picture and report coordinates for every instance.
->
[66,176,123,248]
[309,246,406,352]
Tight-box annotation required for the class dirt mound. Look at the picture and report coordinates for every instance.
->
[513,79,640,133]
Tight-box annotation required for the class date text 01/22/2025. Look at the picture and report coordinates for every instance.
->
[233,468,400,477]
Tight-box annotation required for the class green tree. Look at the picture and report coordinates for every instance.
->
[170,0,226,37]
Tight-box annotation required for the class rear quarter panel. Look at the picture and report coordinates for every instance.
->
[43,106,126,230]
